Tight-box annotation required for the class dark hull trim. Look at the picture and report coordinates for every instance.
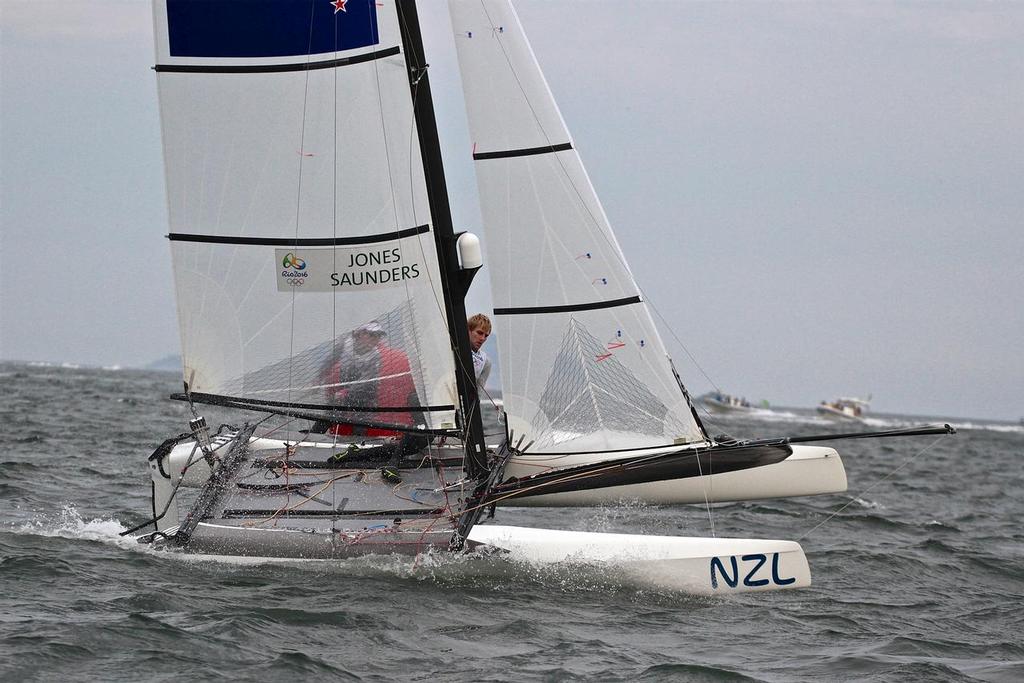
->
[493,295,642,316]
[168,224,429,247]
[489,443,793,502]
[154,46,402,74]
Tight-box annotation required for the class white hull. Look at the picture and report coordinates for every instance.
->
[468,525,811,594]
[151,437,846,522]
[144,434,815,594]
[149,524,811,595]
[503,444,846,507]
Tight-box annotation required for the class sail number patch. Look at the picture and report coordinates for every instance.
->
[275,246,422,292]
[709,552,797,589]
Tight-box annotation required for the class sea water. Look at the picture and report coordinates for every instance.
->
[1,362,1021,682]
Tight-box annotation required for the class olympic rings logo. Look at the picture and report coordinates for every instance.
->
[282,252,306,270]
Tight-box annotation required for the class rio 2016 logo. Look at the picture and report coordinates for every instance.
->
[282,252,306,270]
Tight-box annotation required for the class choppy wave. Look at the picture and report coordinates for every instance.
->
[2,363,1022,682]
[10,505,139,550]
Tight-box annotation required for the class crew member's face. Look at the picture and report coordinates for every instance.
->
[353,331,378,353]
[469,325,489,351]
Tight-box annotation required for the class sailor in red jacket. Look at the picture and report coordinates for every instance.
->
[325,321,416,437]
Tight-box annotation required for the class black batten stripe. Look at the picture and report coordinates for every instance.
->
[172,392,454,414]
[473,142,573,160]
[167,224,429,247]
[493,295,642,316]
[154,46,401,74]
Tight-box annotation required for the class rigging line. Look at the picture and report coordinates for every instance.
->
[283,1,320,446]
[477,0,562,161]
[406,75,455,380]
[400,19,450,340]
[692,438,716,538]
[406,97,496,420]
[395,7,488,414]
[260,416,303,440]
[476,0,635,287]
[647,301,722,395]
[331,0,342,438]
[795,434,946,543]
[242,472,356,528]
[396,6,497,424]
[404,62,487,416]
[372,13,436,418]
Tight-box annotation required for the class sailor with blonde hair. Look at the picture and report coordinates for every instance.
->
[467,313,491,391]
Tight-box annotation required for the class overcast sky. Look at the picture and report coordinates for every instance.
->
[2,1,1022,421]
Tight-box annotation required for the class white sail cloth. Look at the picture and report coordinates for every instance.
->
[152,0,458,428]
[450,0,705,451]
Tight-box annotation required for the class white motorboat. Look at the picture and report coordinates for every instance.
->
[700,392,756,413]
[817,396,871,422]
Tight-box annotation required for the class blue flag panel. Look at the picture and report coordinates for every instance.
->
[166,0,380,59]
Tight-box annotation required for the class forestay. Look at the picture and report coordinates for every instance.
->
[449,0,705,452]
[153,0,458,430]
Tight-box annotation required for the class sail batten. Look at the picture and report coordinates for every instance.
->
[472,142,573,160]
[494,296,643,316]
[154,46,402,74]
[168,224,430,246]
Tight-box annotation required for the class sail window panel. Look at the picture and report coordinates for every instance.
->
[158,60,428,242]
[450,0,570,156]
[494,309,703,454]
[159,72,307,239]
[475,151,638,309]
[294,61,433,239]
[173,255,244,396]
[170,239,458,430]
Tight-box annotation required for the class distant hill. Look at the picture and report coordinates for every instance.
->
[145,354,181,372]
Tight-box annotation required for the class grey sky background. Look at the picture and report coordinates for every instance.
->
[2,1,1021,421]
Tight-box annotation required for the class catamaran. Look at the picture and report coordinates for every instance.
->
[126,0,952,594]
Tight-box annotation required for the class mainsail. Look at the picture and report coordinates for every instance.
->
[449,0,706,452]
[153,0,462,431]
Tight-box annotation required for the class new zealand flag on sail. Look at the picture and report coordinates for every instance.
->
[166,0,380,58]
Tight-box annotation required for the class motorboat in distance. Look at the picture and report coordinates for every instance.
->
[700,392,756,413]
[817,396,870,422]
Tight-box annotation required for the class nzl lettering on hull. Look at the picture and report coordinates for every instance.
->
[710,552,797,590]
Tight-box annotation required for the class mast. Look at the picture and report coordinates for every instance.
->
[396,0,488,478]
